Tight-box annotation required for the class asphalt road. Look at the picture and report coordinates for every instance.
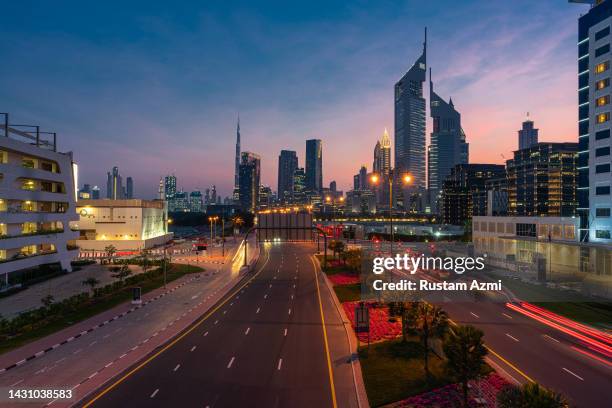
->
[81,243,357,408]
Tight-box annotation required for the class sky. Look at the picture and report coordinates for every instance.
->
[0,0,587,198]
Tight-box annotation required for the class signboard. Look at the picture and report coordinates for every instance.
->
[132,287,142,305]
[355,302,369,334]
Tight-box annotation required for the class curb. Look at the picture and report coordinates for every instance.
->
[313,256,370,408]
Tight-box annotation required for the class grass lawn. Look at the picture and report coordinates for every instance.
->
[359,338,492,407]
[498,277,612,329]
[333,283,361,302]
[0,263,203,355]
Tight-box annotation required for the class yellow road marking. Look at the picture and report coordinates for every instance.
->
[311,256,338,408]
[82,246,271,407]
[448,318,535,384]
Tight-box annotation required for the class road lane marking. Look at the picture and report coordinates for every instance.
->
[173,364,181,372]
[191,346,197,352]
[82,246,272,408]
[543,334,560,343]
[214,320,219,325]
[505,333,519,342]
[227,357,235,368]
[284,328,288,336]
[150,389,159,398]
[277,358,283,370]
[245,327,250,335]
[310,256,338,408]
[73,349,82,355]
[291,294,294,300]
[264,294,268,299]
[256,307,261,314]
[89,341,97,347]
[10,379,23,387]
[562,367,584,381]
[288,308,292,315]
[502,313,513,319]
[470,312,480,318]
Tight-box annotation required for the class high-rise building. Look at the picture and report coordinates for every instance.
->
[91,185,100,199]
[278,150,298,203]
[293,167,306,204]
[518,114,539,150]
[373,128,392,176]
[126,177,134,199]
[259,185,273,208]
[238,152,261,213]
[358,165,368,190]
[305,139,322,192]
[330,180,337,192]
[395,29,427,194]
[164,175,176,201]
[106,166,123,200]
[189,191,203,212]
[441,164,505,226]
[428,73,469,214]
[173,191,189,212]
[211,185,217,204]
[233,117,241,202]
[507,142,578,217]
[204,188,210,205]
[573,0,612,243]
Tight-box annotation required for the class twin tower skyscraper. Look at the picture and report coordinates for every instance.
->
[394,28,468,212]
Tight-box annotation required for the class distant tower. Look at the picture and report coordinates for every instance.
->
[126,177,134,199]
[305,139,323,192]
[374,128,392,176]
[158,177,164,200]
[518,113,539,150]
[233,116,241,201]
[106,166,123,200]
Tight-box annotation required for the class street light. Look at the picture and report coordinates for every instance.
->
[370,171,413,255]
[208,216,219,256]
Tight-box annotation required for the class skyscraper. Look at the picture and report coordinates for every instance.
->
[234,116,241,202]
[238,152,261,213]
[573,0,612,243]
[373,128,392,176]
[293,167,306,203]
[189,191,203,212]
[106,166,123,200]
[305,139,322,192]
[518,114,539,150]
[278,150,298,203]
[164,175,176,201]
[126,177,134,199]
[394,28,427,195]
[428,72,469,213]
[211,185,217,204]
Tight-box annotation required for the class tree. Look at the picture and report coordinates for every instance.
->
[141,249,150,274]
[444,325,488,407]
[344,249,362,272]
[497,383,569,408]
[40,294,55,308]
[111,262,132,283]
[82,277,100,295]
[414,302,448,379]
[231,215,245,238]
[328,240,345,259]
[104,245,117,265]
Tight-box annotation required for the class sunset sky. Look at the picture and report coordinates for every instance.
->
[0,0,586,198]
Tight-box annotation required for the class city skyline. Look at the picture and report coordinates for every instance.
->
[1,1,580,197]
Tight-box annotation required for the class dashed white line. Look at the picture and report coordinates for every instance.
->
[227,357,235,368]
[245,327,250,335]
[103,334,110,339]
[190,346,197,352]
[288,308,292,315]
[173,364,181,372]
[10,379,23,387]
[284,328,288,336]
[73,349,82,355]
[562,367,584,381]
[203,331,209,337]
[470,312,480,318]
[291,294,294,300]
[505,333,519,342]
[150,389,159,398]
[256,307,261,314]
[502,313,513,319]
[264,294,268,299]
[89,340,97,347]
[214,320,219,325]
[277,358,283,370]
[543,334,560,343]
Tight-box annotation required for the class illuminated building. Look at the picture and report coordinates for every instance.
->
[106,166,123,199]
[238,151,261,213]
[292,167,306,204]
[427,72,469,214]
[189,191,203,212]
[518,114,539,150]
[0,113,79,282]
[72,199,171,252]
[233,116,241,202]
[506,143,578,217]
[278,150,298,203]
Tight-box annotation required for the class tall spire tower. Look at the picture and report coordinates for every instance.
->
[234,115,241,189]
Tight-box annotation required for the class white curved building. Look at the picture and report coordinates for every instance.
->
[0,118,79,286]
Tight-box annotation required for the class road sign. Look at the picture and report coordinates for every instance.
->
[355,302,369,333]
[132,287,142,305]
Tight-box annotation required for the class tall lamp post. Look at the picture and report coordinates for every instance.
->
[324,195,345,239]
[370,171,412,255]
[208,215,219,257]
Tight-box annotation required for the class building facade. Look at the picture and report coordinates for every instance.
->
[506,142,578,217]
[126,176,134,199]
[238,151,261,213]
[278,150,298,203]
[164,175,176,201]
[189,191,203,212]
[576,0,612,244]
[72,199,171,252]
[428,75,469,214]
[292,167,306,204]
[305,139,322,193]
[0,118,79,282]
[518,116,539,150]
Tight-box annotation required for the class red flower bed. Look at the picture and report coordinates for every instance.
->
[329,273,360,286]
[343,301,402,342]
[387,373,510,408]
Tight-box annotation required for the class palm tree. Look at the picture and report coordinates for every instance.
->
[231,215,244,240]
[111,262,132,283]
[82,277,100,296]
[414,302,448,379]
[497,383,569,408]
[443,325,487,407]
[104,245,117,265]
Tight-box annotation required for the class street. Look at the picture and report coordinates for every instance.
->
[81,243,359,408]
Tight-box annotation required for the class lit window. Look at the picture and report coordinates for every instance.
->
[597,112,610,123]
[596,78,610,89]
[597,95,610,106]
[596,61,610,73]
